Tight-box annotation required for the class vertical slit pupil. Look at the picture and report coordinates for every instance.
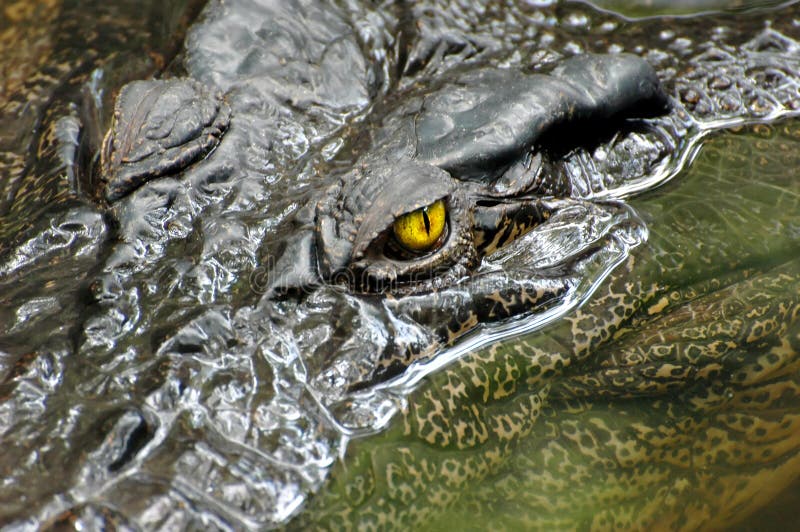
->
[422,207,431,236]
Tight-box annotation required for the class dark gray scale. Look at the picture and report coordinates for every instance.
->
[413,54,669,180]
[100,79,231,202]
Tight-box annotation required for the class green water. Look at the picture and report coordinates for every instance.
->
[301,123,800,530]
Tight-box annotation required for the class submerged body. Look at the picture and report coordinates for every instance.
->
[0,0,799,529]
[299,122,800,529]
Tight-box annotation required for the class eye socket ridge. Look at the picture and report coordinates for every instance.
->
[388,198,448,257]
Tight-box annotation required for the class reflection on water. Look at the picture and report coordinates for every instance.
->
[588,0,794,17]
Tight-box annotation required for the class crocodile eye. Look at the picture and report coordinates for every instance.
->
[392,199,447,253]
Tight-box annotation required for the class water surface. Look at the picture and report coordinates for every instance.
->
[0,1,798,529]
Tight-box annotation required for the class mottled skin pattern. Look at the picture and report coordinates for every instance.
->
[295,122,800,529]
[1,0,66,218]
[0,0,204,241]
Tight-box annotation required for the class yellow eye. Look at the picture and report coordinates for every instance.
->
[392,199,447,253]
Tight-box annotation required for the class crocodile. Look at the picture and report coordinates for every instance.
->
[0,0,799,530]
[97,51,669,384]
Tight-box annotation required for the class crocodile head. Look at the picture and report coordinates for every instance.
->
[266,54,669,298]
[93,53,669,388]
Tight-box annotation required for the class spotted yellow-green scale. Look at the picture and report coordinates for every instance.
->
[294,122,800,529]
